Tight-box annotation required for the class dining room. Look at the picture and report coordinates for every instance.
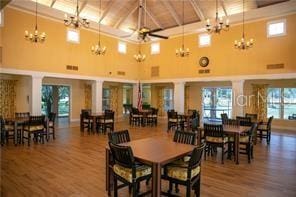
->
[1,0,296,196]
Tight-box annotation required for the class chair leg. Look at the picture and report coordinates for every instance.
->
[28,132,31,146]
[132,182,137,197]
[113,176,118,197]
[222,145,224,164]
[53,127,55,139]
[251,145,254,159]
[168,181,173,194]
[186,182,191,197]
[194,178,201,197]
[175,183,180,193]
[247,145,251,163]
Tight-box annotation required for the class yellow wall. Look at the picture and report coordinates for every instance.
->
[141,14,296,80]
[1,7,140,80]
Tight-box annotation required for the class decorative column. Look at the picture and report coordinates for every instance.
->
[232,80,245,118]
[174,81,185,113]
[91,80,103,113]
[132,83,141,108]
[31,74,44,115]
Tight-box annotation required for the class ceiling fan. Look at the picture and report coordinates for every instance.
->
[122,0,169,42]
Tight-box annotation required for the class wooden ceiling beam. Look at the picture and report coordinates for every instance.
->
[137,0,143,29]
[99,0,116,23]
[79,0,88,13]
[189,0,205,21]
[161,0,181,26]
[220,0,228,16]
[142,6,163,29]
[0,0,12,10]
[50,0,56,8]
[113,3,138,28]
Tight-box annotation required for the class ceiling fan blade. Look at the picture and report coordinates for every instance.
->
[149,33,169,39]
[149,28,163,33]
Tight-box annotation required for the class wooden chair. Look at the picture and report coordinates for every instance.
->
[245,113,258,122]
[204,124,229,164]
[257,116,273,145]
[221,113,229,124]
[98,111,114,134]
[15,112,30,143]
[80,109,92,132]
[47,112,56,139]
[1,117,14,145]
[22,115,46,146]
[223,118,239,126]
[108,130,130,144]
[236,116,252,126]
[239,123,257,163]
[162,143,205,197]
[15,112,30,118]
[167,111,179,131]
[147,108,158,126]
[109,142,152,197]
[0,116,7,146]
[130,108,142,126]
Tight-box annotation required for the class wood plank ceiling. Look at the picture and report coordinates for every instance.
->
[9,0,290,33]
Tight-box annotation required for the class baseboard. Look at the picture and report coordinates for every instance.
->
[70,118,80,122]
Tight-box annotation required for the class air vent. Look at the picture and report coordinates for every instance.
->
[198,69,210,74]
[66,65,78,71]
[151,66,159,77]
[0,46,2,64]
[266,63,284,69]
[117,71,125,76]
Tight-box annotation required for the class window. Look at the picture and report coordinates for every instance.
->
[199,33,211,47]
[102,88,110,111]
[142,86,151,106]
[202,87,232,121]
[151,42,160,54]
[67,28,80,44]
[163,88,173,112]
[118,41,127,54]
[0,11,3,27]
[267,88,296,119]
[267,19,286,38]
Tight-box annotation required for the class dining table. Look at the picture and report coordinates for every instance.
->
[199,123,250,164]
[105,137,196,197]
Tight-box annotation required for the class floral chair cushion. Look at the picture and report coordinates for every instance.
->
[167,165,200,181]
[205,136,228,143]
[113,164,151,183]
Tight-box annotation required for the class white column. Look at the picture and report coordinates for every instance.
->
[232,80,245,118]
[174,81,185,113]
[132,83,139,108]
[92,80,103,113]
[31,75,44,115]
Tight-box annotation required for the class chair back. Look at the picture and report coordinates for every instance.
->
[29,115,45,126]
[105,111,114,120]
[189,143,205,170]
[167,111,178,119]
[105,109,113,113]
[224,118,239,126]
[0,116,5,132]
[15,112,30,119]
[204,123,224,138]
[249,123,258,137]
[81,109,91,119]
[108,130,130,144]
[245,113,258,122]
[267,116,273,130]
[221,113,228,124]
[191,117,200,130]
[236,116,252,126]
[173,130,196,145]
[188,109,197,118]
[109,142,135,169]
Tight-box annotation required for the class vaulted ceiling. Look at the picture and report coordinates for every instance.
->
[7,0,295,40]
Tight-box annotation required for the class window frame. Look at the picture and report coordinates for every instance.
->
[118,41,127,54]
[267,19,286,38]
[66,28,80,44]
[151,42,160,55]
[198,33,211,48]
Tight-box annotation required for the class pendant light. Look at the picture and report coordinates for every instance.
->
[176,0,189,57]
[64,0,89,29]
[134,41,146,62]
[234,0,254,50]
[24,0,46,43]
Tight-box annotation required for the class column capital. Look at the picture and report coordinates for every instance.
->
[231,79,245,84]
[174,81,186,86]
[93,79,104,83]
[31,74,44,79]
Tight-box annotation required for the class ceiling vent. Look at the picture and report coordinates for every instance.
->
[198,69,210,74]
[117,71,125,76]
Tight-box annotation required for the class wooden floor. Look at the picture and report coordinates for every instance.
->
[1,118,296,197]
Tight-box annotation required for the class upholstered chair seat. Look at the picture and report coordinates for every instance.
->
[113,164,151,183]
[166,163,200,181]
[205,136,228,143]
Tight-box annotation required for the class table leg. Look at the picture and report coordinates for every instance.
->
[14,122,17,146]
[92,116,96,133]
[235,133,240,165]
[152,163,161,197]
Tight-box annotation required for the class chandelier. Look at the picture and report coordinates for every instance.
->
[234,0,254,50]
[176,0,189,57]
[206,0,230,34]
[91,0,106,55]
[64,0,89,29]
[134,42,146,62]
[24,0,46,43]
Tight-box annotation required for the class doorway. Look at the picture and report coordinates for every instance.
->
[41,85,70,126]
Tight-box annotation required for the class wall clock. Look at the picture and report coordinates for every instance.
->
[199,56,209,67]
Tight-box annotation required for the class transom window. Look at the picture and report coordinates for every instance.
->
[267,88,296,119]
[198,34,211,47]
[163,88,173,112]
[102,88,110,111]
[118,41,127,54]
[151,42,160,54]
[267,19,286,38]
[67,28,80,44]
